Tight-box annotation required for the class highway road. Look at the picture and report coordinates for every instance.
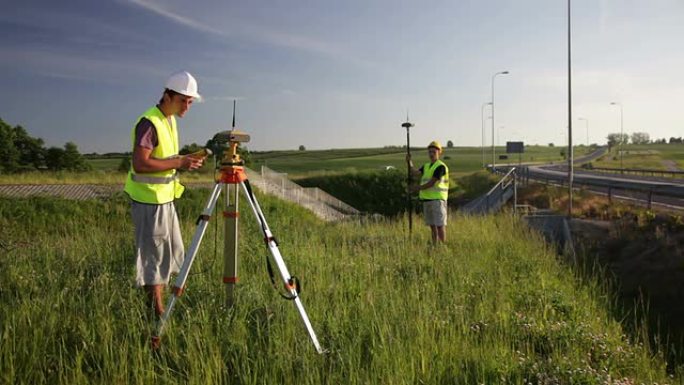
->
[518,147,684,211]
[491,146,684,210]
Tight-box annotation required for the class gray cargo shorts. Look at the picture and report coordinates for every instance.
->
[131,201,185,286]
[423,199,447,227]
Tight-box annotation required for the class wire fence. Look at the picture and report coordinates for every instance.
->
[0,166,360,222]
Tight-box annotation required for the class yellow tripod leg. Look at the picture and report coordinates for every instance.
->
[222,183,239,307]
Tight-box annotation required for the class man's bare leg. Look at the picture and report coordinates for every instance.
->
[436,226,446,242]
[430,225,438,243]
[144,284,165,316]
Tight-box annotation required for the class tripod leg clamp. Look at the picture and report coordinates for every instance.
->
[196,214,211,224]
[264,236,278,246]
[173,286,185,297]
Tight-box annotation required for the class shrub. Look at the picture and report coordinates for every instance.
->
[297,169,407,216]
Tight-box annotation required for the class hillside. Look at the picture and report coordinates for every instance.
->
[591,143,684,171]
[0,190,676,384]
[252,145,592,177]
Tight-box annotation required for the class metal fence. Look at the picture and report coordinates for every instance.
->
[0,166,360,221]
[582,166,684,179]
[245,166,360,220]
[461,167,518,215]
[513,165,684,210]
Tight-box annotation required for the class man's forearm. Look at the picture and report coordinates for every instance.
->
[133,157,182,174]
[418,179,438,190]
[407,162,421,177]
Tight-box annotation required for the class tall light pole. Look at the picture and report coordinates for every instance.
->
[610,102,624,169]
[567,0,573,218]
[491,71,509,169]
[578,117,589,146]
[481,102,492,168]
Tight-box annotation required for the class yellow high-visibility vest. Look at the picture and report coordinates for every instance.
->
[419,160,449,201]
[124,106,185,204]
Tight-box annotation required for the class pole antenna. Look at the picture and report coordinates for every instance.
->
[401,112,415,236]
[232,100,237,128]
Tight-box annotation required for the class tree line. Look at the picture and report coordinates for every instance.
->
[0,118,90,173]
[606,132,684,148]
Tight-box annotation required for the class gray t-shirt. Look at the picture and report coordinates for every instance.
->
[134,118,158,149]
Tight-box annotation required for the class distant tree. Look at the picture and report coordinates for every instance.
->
[118,157,131,172]
[179,142,203,155]
[13,125,45,169]
[446,140,454,148]
[607,133,629,149]
[298,145,306,151]
[630,132,650,145]
[0,119,20,172]
[45,147,66,171]
[669,137,683,144]
[548,143,554,147]
[0,117,93,172]
[62,142,91,171]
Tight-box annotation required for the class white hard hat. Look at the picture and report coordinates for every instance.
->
[165,71,201,100]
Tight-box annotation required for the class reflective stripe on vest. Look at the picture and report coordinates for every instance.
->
[123,106,185,204]
[419,160,449,201]
[131,173,179,184]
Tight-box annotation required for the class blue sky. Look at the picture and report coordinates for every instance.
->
[0,0,682,153]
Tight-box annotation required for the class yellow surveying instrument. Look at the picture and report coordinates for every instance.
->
[152,102,323,354]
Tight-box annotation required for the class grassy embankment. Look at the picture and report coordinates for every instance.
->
[0,190,677,384]
[590,144,684,171]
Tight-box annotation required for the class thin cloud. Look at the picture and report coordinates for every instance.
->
[0,46,168,83]
[0,4,154,48]
[125,0,228,37]
[124,0,376,68]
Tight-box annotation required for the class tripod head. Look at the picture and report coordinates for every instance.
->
[204,129,251,167]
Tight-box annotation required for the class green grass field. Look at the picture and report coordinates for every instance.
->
[0,191,678,384]
[592,144,684,171]
[0,170,214,185]
[85,158,124,171]
[0,146,587,185]
[252,145,591,178]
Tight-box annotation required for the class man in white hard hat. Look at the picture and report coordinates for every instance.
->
[124,70,206,319]
[406,140,449,243]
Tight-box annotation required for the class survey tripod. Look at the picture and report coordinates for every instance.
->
[152,129,324,354]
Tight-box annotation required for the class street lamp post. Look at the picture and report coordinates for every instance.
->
[491,71,509,169]
[481,102,492,168]
[578,117,589,146]
[610,102,624,169]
